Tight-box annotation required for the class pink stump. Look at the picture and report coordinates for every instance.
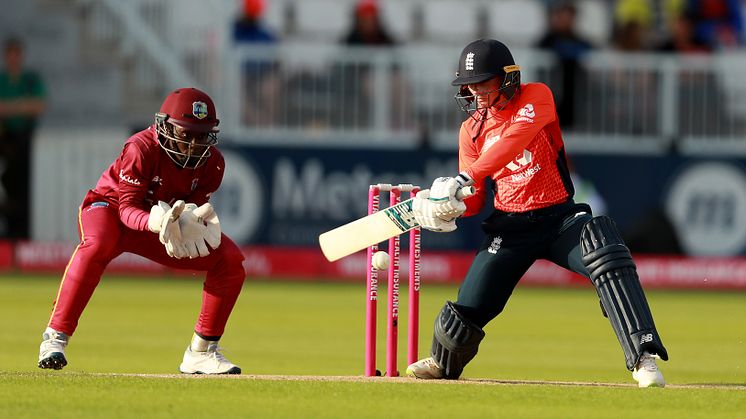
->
[364,185,380,376]
[386,188,401,377]
[408,187,421,366]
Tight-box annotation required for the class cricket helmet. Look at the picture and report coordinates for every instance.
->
[155,87,219,169]
[452,39,521,115]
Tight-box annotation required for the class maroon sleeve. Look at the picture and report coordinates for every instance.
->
[117,142,154,231]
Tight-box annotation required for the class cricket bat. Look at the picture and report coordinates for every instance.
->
[319,186,475,262]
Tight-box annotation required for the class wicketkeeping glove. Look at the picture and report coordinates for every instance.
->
[148,200,188,259]
[412,190,458,233]
[177,203,222,259]
[193,203,221,249]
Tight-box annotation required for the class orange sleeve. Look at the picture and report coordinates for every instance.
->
[462,84,557,183]
[458,124,487,217]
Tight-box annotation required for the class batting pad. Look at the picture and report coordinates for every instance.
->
[581,216,669,371]
[431,301,485,379]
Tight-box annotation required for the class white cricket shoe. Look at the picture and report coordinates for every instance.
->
[179,342,241,375]
[632,352,665,388]
[406,357,444,379]
[38,329,69,370]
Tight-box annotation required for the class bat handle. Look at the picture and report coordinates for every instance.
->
[455,186,476,200]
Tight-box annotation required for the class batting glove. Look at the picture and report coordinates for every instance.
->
[412,190,458,233]
[428,177,467,220]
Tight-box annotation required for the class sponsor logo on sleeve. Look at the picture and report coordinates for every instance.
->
[515,104,535,123]
[119,169,141,185]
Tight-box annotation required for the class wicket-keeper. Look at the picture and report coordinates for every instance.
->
[38,88,246,374]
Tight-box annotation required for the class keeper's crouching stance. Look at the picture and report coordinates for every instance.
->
[405,39,668,387]
[38,88,247,374]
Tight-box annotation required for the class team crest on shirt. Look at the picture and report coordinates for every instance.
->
[193,101,208,119]
[191,178,199,191]
[487,236,503,254]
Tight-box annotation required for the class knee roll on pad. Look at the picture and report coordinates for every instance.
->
[431,301,485,379]
[581,216,669,370]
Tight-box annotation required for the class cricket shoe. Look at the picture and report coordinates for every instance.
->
[405,357,444,379]
[179,342,241,375]
[632,352,665,388]
[38,329,69,370]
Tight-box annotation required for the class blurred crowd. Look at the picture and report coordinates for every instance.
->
[233,0,744,52]
[230,0,745,128]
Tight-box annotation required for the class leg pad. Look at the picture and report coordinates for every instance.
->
[431,301,485,379]
[581,216,668,370]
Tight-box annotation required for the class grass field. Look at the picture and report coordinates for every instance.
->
[1,274,745,418]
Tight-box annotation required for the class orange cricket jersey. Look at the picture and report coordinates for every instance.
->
[458,83,574,215]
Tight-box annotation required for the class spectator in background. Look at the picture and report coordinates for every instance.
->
[232,0,281,126]
[0,37,46,240]
[335,0,408,130]
[342,0,396,46]
[613,0,654,51]
[233,0,276,43]
[658,11,712,53]
[684,0,744,50]
[606,2,657,134]
[536,1,593,129]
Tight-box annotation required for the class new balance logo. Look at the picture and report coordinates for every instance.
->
[465,52,475,71]
[639,333,654,344]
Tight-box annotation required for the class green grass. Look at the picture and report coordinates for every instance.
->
[1,274,745,418]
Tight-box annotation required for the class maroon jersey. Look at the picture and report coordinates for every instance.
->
[91,126,224,231]
[459,83,573,215]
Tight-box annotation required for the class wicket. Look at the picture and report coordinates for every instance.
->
[365,183,421,377]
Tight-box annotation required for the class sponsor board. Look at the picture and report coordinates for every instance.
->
[11,241,746,289]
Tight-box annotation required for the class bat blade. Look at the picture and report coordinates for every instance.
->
[319,198,418,262]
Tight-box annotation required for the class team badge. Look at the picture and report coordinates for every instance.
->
[465,52,475,71]
[192,101,208,119]
[191,178,199,191]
